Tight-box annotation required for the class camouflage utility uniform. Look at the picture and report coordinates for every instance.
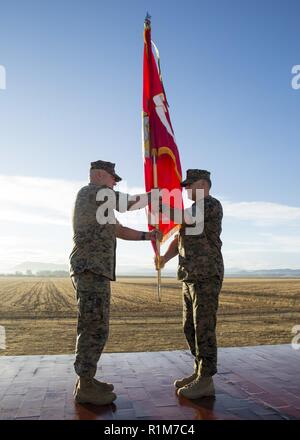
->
[178,195,224,377]
[70,183,123,378]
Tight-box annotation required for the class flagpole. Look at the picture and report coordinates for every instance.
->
[152,149,161,302]
[144,13,161,302]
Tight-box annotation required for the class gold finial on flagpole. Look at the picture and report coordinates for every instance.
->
[145,12,151,28]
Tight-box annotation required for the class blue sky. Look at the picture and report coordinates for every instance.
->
[0,0,299,273]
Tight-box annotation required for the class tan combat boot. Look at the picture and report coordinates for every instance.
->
[177,376,215,399]
[74,377,117,405]
[74,377,114,396]
[174,371,198,389]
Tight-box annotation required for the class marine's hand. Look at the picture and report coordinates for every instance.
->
[147,229,163,242]
[154,255,166,270]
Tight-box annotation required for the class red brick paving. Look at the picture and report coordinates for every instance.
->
[0,344,299,420]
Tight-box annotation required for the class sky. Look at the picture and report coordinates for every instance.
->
[0,0,299,274]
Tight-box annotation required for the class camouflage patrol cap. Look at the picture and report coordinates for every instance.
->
[181,169,211,187]
[90,160,122,182]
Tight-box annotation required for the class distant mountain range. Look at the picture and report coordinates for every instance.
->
[4,262,300,278]
[10,262,69,273]
[225,268,300,278]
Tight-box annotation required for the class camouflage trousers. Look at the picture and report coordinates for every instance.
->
[71,271,111,378]
[182,276,222,377]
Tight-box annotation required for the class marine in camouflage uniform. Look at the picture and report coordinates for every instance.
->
[70,161,122,380]
[158,169,224,398]
[178,188,224,378]
[70,160,160,400]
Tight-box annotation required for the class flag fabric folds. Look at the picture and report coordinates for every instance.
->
[142,16,183,250]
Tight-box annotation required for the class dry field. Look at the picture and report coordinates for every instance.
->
[0,276,299,355]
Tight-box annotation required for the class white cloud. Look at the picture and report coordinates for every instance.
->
[225,234,300,253]
[0,175,84,226]
[222,232,300,270]
[222,199,300,225]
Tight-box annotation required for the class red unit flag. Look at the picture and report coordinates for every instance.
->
[142,14,183,251]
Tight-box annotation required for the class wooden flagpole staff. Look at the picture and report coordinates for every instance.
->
[152,149,162,302]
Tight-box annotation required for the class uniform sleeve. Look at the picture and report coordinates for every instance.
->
[206,199,223,235]
[115,191,149,212]
[95,188,131,213]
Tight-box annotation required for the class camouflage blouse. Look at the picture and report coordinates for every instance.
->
[69,183,125,281]
[177,195,224,282]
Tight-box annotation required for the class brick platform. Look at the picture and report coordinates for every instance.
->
[0,344,299,420]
